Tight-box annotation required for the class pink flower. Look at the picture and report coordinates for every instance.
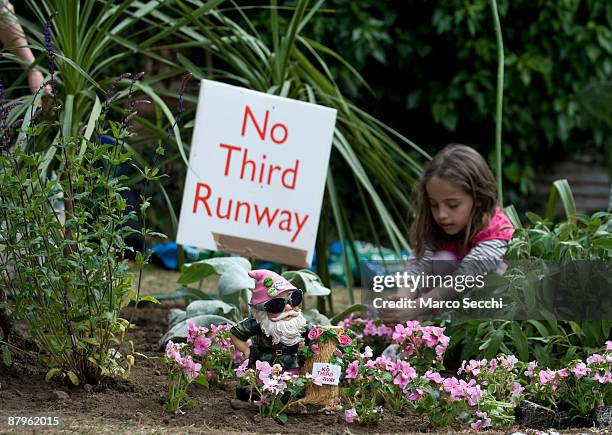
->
[338,335,352,347]
[186,322,208,343]
[375,356,395,371]
[557,369,569,378]
[218,337,231,352]
[435,345,446,360]
[500,355,518,370]
[377,324,393,338]
[210,323,231,338]
[392,324,407,342]
[256,360,272,381]
[308,327,323,340]
[400,344,414,357]
[587,354,604,365]
[524,361,538,377]
[175,409,185,415]
[510,382,524,402]
[470,411,492,431]
[310,344,320,354]
[424,370,444,384]
[164,340,185,363]
[363,320,377,336]
[361,346,373,358]
[539,368,555,385]
[463,380,483,406]
[193,335,212,356]
[422,329,438,346]
[232,350,244,365]
[593,371,612,384]
[345,360,359,379]
[334,348,343,358]
[393,373,411,389]
[406,388,423,401]
[464,359,486,377]
[489,358,498,373]
[345,408,357,424]
[180,355,201,380]
[235,359,249,378]
[206,371,214,381]
[571,362,590,378]
[606,340,612,351]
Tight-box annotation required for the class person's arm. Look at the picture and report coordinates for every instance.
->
[451,239,508,277]
[0,1,49,95]
[397,247,434,297]
[230,335,250,361]
[230,317,258,362]
[412,240,509,317]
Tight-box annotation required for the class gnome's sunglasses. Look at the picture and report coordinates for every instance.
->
[252,289,303,313]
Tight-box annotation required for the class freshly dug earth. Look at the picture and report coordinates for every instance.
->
[0,303,595,434]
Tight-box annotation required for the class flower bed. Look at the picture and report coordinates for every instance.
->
[161,314,611,431]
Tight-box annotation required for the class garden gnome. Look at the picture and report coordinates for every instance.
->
[230,269,311,401]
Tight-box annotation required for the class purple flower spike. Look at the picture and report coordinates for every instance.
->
[118,72,132,81]
[44,12,59,86]
[0,80,9,150]
[178,73,192,115]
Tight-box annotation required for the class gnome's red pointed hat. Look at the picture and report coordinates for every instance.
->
[248,269,297,305]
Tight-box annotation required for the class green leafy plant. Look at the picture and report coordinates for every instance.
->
[0,31,164,382]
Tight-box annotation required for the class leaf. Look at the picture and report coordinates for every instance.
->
[274,412,288,425]
[1,345,12,367]
[177,257,252,285]
[545,179,576,223]
[511,322,529,361]
[177,262,216,285]
[218,265,255,296]
[484,329,505,360]
[302,308,331,326]
[135,295,160,304]
[167,308,187,330]
[175,286,212,302]
[185,300,238,319]
[194,373,209,388]
[67,371,80,386]
[282,269,331,296]
[45,368,62,383]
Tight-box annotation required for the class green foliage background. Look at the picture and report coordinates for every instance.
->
[306,0,612,205]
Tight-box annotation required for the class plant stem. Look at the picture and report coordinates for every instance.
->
[490,0,504,207]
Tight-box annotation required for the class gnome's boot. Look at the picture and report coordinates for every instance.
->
[235,385,259,402]
[230,386,260,411]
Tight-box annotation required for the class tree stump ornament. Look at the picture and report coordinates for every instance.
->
[295,326,346,410]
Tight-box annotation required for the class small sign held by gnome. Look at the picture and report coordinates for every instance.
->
[230,269,312,405]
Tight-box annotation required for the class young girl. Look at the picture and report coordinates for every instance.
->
[405,144,515,293]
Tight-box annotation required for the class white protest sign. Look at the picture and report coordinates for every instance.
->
[311,363,341,386]
[176,80,337,267]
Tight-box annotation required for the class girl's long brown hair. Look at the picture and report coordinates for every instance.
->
[409,144,498,258]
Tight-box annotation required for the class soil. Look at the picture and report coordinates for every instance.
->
[0,303,601,434]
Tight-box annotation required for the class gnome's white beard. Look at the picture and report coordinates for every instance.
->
[253,309,306,346]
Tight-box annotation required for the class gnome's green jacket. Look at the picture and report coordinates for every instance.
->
[230,317,311,370]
